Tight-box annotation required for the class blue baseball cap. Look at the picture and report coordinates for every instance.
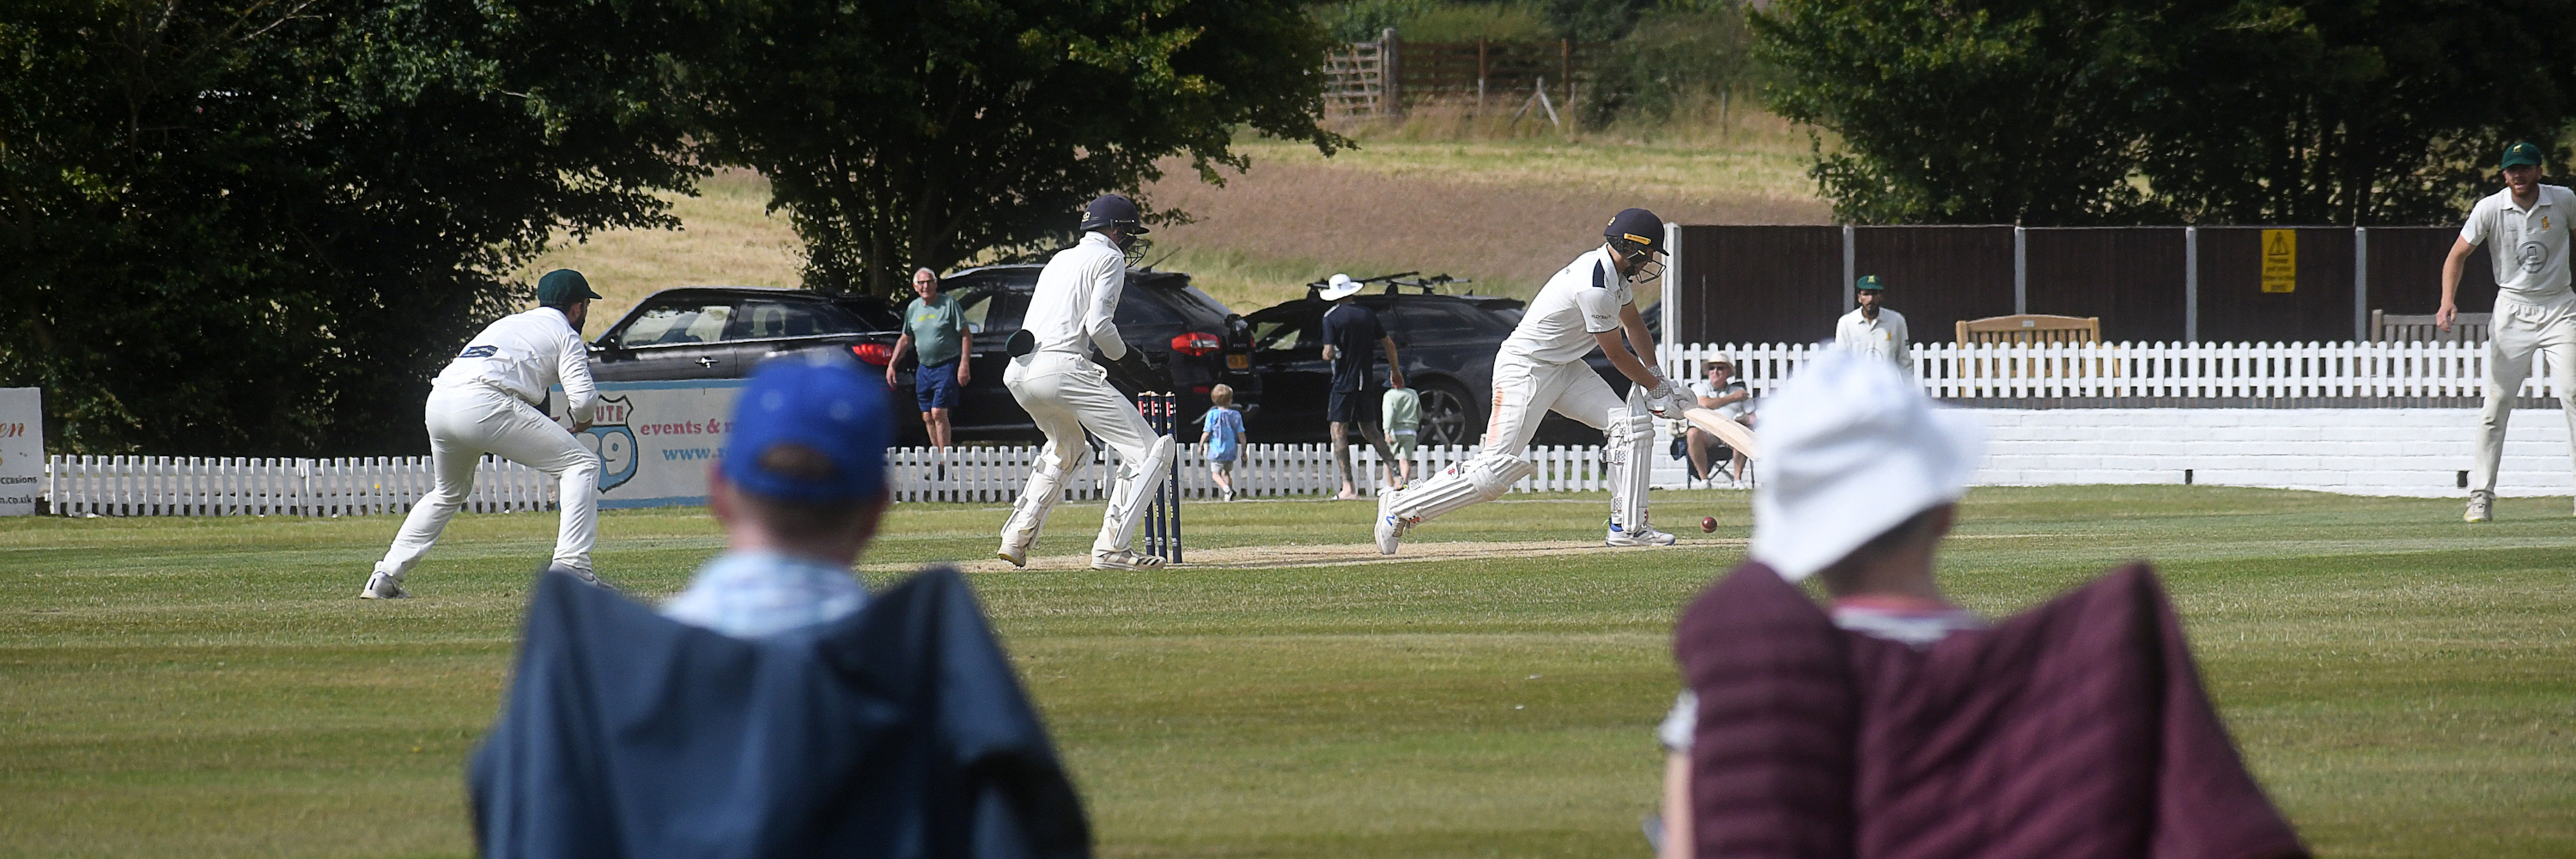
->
[721,352,891,503]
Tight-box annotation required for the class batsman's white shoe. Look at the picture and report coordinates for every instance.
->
[1605,522,1677,547]
[2465,492,2494,523]
[1374,490,1406,555]
[359,571,408,600]
[996,543,1028,569]
[1091,549,1168,570]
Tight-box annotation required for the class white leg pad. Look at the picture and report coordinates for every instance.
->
[1002,439,1088,550]
[1098,435,1177,552]
[1388,454,1534,527]
[1606,394,1656,531]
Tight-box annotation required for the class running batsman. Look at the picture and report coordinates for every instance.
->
[994,194,1175,570]
[1375,209,1681,552]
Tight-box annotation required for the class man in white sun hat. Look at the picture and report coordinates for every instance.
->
[1649,349,2306,859]
[1654,348,1986,856]
[1319,272,1401,499]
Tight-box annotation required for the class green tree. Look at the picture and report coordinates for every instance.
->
[1757,0,2576,226]
[0,0,702,455]
[1582,0,1760,128]
[686,0,1346,295]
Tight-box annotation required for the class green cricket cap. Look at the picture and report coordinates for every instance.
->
[1856,275,1886,291]
[537,269,603,305]
[2501,142,2544,169]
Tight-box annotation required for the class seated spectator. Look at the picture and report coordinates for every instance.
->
[1652,351,2306,859]
[471,352,1091,859]
[1685,358,1752,484]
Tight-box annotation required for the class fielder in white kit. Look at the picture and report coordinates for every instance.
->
[362,270,606,598]
[2443,141,2576,522]
[1375,209,1684,553]
[995,194,1176,570]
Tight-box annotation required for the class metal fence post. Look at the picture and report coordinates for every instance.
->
[2354,227,2370,343]
[1841,224,1857,312]
[2184,226,2200,344]
[2013,226,2028,315]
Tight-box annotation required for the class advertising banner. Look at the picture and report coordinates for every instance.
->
[0,388,41,515]
[549,380,743,509]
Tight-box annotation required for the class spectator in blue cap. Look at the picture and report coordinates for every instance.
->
[661,351,894,637]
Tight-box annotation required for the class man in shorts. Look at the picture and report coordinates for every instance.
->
[888,267,970,449]
[1319,273,1402,499]
[2443,141,2576,522]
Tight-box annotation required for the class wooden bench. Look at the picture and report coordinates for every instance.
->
[1954,314,2108,381]
[2371,310,2489,344]
[1955,314,2102,345]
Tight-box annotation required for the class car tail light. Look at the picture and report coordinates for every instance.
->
[1170,332,1222,357]
[851,342,896,366]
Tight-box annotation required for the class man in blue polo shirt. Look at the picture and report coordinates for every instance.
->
[664,351,891,637]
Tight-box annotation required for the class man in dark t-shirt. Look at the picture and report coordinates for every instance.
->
[1317,274,1403,500]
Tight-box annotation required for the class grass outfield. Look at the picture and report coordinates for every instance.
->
[3,485,2571,857]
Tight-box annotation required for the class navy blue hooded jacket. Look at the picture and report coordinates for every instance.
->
[471,568,1089,859]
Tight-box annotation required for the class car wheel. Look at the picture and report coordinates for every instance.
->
[1417,381,1479,448]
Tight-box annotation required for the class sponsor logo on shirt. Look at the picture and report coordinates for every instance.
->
[457,344,498,359]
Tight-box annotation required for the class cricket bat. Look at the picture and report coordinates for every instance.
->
[1682,408,1759,460]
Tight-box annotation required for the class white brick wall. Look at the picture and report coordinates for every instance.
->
[1961,408,2576,497]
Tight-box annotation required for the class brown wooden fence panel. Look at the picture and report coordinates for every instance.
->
[2195,227,2355,344]
[1394,40,1602,107]
[1672,225,1844,344]
[2369,226,2495,315]
[1852,226,2016,343]
[2023,227,2189,343]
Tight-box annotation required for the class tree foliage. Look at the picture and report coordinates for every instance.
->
[1755,0,2576,226]
[687,0,1346,295]
[0,0,702,455]
[1582,0,1761,128]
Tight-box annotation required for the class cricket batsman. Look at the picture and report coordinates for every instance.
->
[1376,209,1682,552]
[994,194,1176,570]
[361,269,607,598]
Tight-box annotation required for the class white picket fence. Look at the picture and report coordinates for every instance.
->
[47,455,556,517]
[1666,340,2522,401]
[883,443,1607,503]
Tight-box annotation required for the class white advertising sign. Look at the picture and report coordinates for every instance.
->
[549,380,742,509]
[0,388,42,515]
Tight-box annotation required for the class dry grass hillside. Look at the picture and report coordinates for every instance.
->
[518,113,1830,332]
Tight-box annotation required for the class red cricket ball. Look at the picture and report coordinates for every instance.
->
[1700,516,1718,533]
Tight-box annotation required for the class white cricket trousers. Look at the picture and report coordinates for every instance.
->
[377,384,599,577]
[2473,295,2576,496]
[999,352,1162,553]
[1483,350,1625,458]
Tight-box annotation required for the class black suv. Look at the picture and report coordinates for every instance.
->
[853,264,1260,446]
[1242,280,1660,447]
[590,287,900,382]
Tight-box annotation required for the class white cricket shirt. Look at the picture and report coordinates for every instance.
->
[1023,232,1129,359]
[2460,184,2576,304]
[433,306,598,423]
[1834,306,1913,369]
[1501,246,1631,364]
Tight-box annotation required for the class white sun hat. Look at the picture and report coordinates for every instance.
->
[1748,348,1985,582]
[1318,273,1364,301]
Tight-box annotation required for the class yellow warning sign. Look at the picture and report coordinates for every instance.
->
[2260,228,2296,293]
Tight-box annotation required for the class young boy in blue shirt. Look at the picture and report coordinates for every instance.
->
[1200,384,1245,501]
